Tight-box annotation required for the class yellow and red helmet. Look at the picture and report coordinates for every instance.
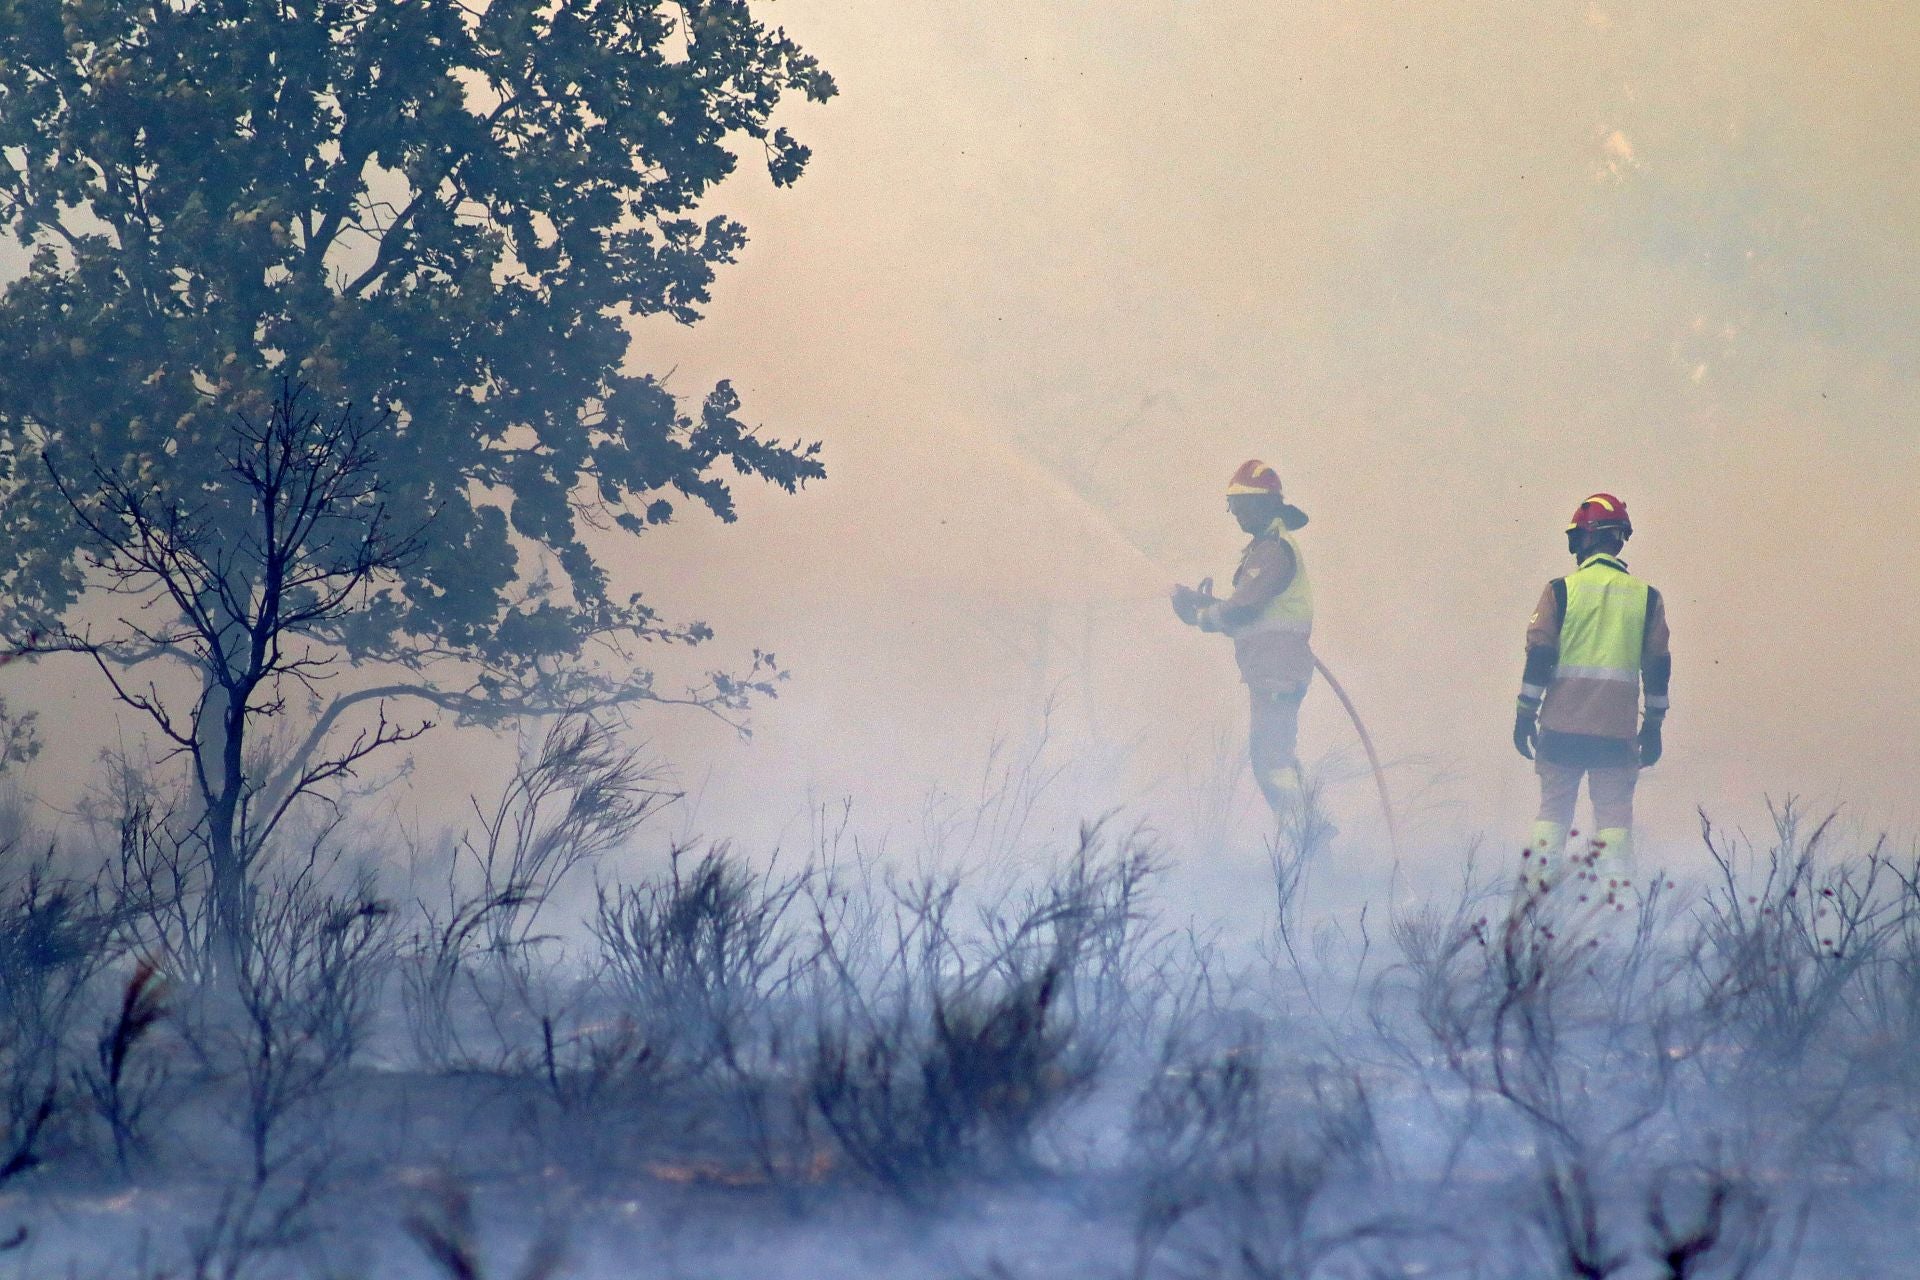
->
[1227,459,1309,530]
[1566,492,1632,536]
[1227,459,1284,497]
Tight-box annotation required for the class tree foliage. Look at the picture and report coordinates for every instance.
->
[0,0,833,696]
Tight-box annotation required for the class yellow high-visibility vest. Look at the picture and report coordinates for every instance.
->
[1237,520,1314,637]
[1555,554,1647,682]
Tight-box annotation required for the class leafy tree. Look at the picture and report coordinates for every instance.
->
[0,0,832,684]
[0,0,833,953]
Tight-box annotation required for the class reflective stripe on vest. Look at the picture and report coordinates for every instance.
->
[1556,555,1646,679]
[1554,664,1638,683]
[1236,521,1313,637]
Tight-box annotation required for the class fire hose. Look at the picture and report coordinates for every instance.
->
[1312,654,1402,862]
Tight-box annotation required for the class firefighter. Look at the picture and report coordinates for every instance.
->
[1171,460,1314,818]
[1513,493,1671,896]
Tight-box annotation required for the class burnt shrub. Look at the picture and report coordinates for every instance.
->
[806,828,1154,1192]
[0,853,116,1185]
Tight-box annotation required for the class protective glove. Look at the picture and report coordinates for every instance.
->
[1637,716,1663,767]
[1170,578,1218,628]
[1513,706,1537,760]
[1169,584,1204,626]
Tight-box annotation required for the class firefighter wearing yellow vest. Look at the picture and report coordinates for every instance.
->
[1513,493,1671,896]
[1171,460,1315,817]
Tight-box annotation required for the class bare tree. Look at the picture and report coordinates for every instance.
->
[36,382,428,964]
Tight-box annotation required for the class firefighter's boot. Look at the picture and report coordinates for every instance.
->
[1589,827,1635,908]
[1521,820,1568,897]
[1257,760,1303,817]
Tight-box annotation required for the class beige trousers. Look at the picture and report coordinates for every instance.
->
[1248,685,1306,816]
[1534,759,1638,832]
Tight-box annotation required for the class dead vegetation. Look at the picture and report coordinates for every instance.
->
[0,774,1910,1276]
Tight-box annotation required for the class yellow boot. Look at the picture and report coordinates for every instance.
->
[1589,828,1634,907]
[1256,760,1303,816]
[1522,821,1568,897]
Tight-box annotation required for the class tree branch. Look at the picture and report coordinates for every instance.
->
[253,672,747,824]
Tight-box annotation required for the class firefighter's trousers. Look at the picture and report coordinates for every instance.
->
[1249,683,1307,817]
[1535,758,1636,831]
[1527,758,1638,890]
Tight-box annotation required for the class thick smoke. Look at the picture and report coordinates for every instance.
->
[2,1,1917,1276]
[588,0,1920,850]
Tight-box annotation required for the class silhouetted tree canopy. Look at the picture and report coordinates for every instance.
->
[0,0,833,701]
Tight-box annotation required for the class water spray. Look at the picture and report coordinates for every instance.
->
[997,444,1401,856]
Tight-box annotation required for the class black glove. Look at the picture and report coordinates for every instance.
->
[1170,585,1203,626]
[1638,716,1663,767]
[1513,706,1537,760]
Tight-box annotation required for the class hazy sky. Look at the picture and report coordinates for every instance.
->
[620,0,1920,853]
[15,0,1920,871]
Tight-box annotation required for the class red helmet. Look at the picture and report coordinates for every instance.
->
[1566,492,1632,536]
[1226,459,1284,497]
[1226,459,1309,530]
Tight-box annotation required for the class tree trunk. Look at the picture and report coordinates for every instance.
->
[198,675,251,974]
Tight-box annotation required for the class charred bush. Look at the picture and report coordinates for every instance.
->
[810,948,1093,1191]
[1693,803,1898,1065]
[1530,1154,1631,1280]
[806,832,1151,1192]
[593,843,812,1175]
[1522,1151,1785,1280]
[181,864,394,1185]
[403,718,671,1072]
[594,844,806,1075]
[1644,1160,1779,1280]
[78,960,171,1171]
[1128,1033,1393,1280]
[405,1174,567,1280]
[0,852,116,1185]
[1127,1029,1265,1275]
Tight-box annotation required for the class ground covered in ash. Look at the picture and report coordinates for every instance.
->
[4,765,1919,1279]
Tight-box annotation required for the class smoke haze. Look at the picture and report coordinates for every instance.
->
[9,7,1920,1276]
[13,0,1920,862]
